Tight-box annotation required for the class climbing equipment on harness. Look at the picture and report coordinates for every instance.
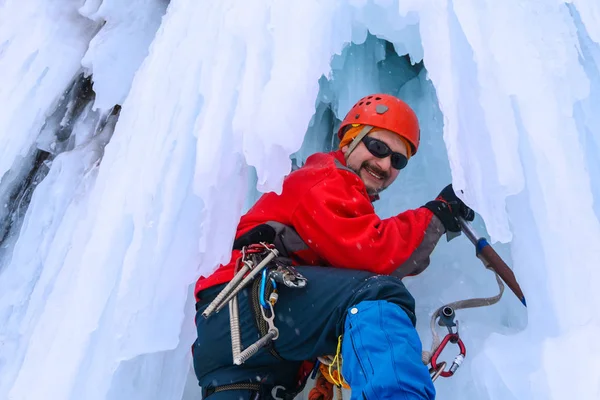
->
[317,336,349,390]
[234,268,281,365]
[269,262,308,288]
[309,338,348,400]
[309,369,344,400]
[202,244,279,319]
[309,375,337,400]
[309,360,347,399]
[260,267,279,309]
[202,243,280,365]
[201,241,310,399]
[233,299,279,365]
[202,242,309,370]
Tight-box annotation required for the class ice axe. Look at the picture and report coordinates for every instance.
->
[458,217,527,307]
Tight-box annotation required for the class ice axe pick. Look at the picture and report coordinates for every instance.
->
[458,217,527,307]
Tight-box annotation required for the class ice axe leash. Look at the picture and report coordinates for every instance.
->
[423,271,505,381]
[458,216,526,307]
[424,216,526,381]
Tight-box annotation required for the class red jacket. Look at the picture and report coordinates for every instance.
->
[195,150,442,298]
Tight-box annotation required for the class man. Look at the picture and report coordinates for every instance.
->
[192,94,474,399]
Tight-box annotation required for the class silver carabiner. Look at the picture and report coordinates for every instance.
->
[260,301,279,340]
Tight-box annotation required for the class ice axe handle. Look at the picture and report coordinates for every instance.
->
[458,217,527,307]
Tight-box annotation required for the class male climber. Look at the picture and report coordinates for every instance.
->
[192,94,474,399]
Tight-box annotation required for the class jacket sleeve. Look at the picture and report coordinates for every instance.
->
[390,216,445,278]
[290,168,439,275]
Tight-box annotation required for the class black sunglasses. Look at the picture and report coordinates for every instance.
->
[361,136,409,170]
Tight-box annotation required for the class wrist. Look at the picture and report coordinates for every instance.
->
[422,200,460,232]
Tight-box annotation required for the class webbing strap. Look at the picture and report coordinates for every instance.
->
[205,382,299,400]
[422,270,505,365]
[345,125,373,158]
[204,382,262,397]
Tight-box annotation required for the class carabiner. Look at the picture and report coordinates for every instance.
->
[430,333,466,378]
[260,268,277,309]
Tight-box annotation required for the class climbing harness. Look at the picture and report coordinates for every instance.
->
[203,382,263,398]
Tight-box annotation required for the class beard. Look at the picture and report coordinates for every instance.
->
[349,161,390,195]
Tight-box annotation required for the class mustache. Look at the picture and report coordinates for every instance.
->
[361,161,389,180]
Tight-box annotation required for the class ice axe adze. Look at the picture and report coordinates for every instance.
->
[458,216,527,307]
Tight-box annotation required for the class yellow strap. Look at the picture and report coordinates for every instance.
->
[325,335,350,389]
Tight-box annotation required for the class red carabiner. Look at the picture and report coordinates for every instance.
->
[430,333,466,378]
[246,243,275,254]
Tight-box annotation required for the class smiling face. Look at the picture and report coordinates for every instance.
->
[342,129,409,195]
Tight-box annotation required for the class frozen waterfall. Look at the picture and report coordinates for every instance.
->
[0,1,599,399]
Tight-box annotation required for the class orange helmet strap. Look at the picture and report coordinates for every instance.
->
[344,125,373,160]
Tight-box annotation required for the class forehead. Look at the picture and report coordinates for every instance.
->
[368,129,408,155]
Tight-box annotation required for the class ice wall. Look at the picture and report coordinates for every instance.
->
[0,1,98,255]
[0,0,599,400]
[414,3,600,400]
[0,1,174,399]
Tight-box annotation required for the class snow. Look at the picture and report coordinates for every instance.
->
[0,0,599,400]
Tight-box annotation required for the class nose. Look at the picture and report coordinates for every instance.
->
[373,155,392,172]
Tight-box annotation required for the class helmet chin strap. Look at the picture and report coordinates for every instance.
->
[344,125,373,161]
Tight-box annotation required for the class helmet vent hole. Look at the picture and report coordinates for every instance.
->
[359,101,364,105]
[366,101,371,105]
[368,96,373,99]
[375,97,381,100]
[354,114,360,119]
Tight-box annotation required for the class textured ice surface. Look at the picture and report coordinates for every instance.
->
[80,0,168,109]
[0,0,599,399]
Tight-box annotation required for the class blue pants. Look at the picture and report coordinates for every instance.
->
[342,300,435,399]
[193,266,435,399]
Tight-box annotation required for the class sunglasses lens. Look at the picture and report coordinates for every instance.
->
[391,153,408,170]
[366,139,389,158]
[363,137,409,170]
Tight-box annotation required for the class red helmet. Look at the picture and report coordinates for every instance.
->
[338,94,420,155]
